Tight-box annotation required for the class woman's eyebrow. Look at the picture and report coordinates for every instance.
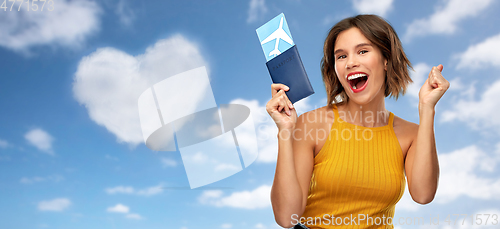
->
[333,43,372,55]
[356,43,372,49]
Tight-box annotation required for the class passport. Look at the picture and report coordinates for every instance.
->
[256,13,314,104]
[265,45,314,104]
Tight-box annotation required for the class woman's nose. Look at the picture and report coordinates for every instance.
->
[345,56,359,69]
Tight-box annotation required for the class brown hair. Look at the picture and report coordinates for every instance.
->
[322,14,413,106]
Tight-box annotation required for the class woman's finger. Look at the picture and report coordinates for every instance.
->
[270,89,294,116]
[271,83,290,95]
[282,96,290,116]
[276,96,282,113]
[278,89,293,108]
[272,94,289,115]
[437,64,443,72]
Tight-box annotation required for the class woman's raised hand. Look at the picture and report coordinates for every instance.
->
[419,64,450,110]
[266,83,297,130]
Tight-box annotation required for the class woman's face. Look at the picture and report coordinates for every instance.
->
[333,27,387,105]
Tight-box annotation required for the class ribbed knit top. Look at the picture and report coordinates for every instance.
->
[300,104,405,229]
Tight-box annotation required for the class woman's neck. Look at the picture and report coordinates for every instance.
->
[338,97,389,128]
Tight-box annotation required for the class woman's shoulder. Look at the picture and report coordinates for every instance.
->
[393,114,418,128]
[297,105,334,125]
[393,114,419,139]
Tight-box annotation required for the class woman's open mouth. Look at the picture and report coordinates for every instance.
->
[347,72,369,93]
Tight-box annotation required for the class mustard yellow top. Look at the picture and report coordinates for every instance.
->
[300,104,405,229]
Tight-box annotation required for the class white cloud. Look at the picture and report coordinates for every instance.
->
[20,175,64,184]
[254,223,282,229]
[254,223,266,229]
[116,0,135,26]
[407,63,431,100]
[214,163,241,172]
[199,185,271,209]
[189,151,209,163]
[293,96,313,113]
[441,79,500,134]
[399,145,500,211]
[0,0,101,53]
[24,128,55,155]
[105,186,135,194]
[161,157,177,167]
[435,145,500,203]
[38,198,71,212]
[404,0,493,41]
[107,204,143,220]
[105,184,163,196]
[221,223,232,229]
[455,33,500,69]
[247,0,267,23]
[447,77,465,92]
[446,76,475,102]
[198,190,223,202]
[0,139,9,148]
[126,213,143,220]
[136,183,163,196]
[73,35,207,147]
[352,0,393,17]
[107,203,129,213]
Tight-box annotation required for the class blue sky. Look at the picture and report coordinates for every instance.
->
[1,0,500,228]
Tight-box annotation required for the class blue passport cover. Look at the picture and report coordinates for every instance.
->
[265,45,314,104]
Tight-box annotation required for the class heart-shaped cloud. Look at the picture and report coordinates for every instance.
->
[73,34,207,146]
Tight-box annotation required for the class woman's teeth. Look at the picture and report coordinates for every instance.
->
[347,73,367,80]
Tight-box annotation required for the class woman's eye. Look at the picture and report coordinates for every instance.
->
[337,55,346,60]
[359,50,368,54]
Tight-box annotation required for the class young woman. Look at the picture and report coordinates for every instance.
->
[266,15,450,229]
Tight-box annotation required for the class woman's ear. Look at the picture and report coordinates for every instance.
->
[384,59,388,71]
